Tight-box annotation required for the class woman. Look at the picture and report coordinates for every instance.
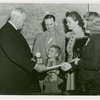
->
[65,11,87,92]
[62,12,100,95]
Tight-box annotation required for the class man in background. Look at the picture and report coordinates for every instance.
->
[32,14,65,65]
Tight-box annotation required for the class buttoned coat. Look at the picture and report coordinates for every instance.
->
[0,22,36,94]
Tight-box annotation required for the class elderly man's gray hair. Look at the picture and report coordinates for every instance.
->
[10,7,26,19]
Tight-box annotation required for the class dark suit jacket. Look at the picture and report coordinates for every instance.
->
[0,22,36,94]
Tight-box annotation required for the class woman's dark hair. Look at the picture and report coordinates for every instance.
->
[66,12,70,17]
[66,11,84,30]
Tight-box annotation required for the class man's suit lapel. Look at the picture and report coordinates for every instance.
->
[6,22,31,57]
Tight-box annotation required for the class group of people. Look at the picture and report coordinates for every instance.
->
[62,11,100,95]
[0,7,100,95]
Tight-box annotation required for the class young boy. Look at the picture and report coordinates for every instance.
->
[43,45,64,94]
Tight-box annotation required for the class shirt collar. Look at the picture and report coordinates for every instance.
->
[8,20,17,30]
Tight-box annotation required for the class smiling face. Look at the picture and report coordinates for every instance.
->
[66,16,78,30]
[44,18,55,32]
[47,47,58,59]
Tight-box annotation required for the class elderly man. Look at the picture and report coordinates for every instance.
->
[0,8,46,94]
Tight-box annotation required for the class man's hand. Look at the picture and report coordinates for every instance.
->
[61,62,72,71]
[34,63,47,72]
